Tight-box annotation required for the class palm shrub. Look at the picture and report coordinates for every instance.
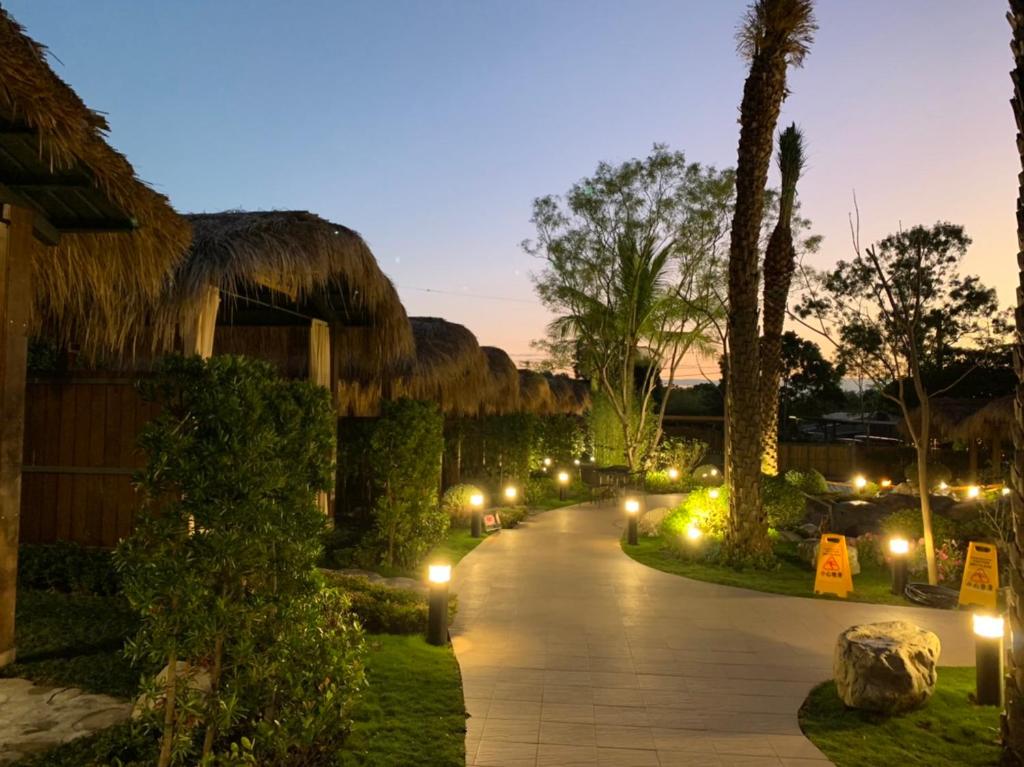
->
[118,356,364,766]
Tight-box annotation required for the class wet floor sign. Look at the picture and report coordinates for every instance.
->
[814,534,854,598]
[958,541,998,611]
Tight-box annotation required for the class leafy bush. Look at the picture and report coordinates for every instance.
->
[652,437,708,474]
[534,414,587,467]
[644,469,694,494]
[323,573,455,634]
[662,487,729,539]
[853,480,880,498]
[879,508,956,542]
[693,464,723,487]
[763,474,807,529]
[440,484,485,526]
[120,355,364,766]
[854,532,886,569]
[525,476,555,505]
[495,506,528,528]
[18,542,120,595]
[904,461,952,489]
[784,468,828,496]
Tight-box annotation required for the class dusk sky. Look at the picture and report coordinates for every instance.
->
[10,1,1015,379]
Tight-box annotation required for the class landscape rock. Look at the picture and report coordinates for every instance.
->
[638,507,670,537]
[132,662,211,719]
[829,500,888,537]
[833,621,940,713]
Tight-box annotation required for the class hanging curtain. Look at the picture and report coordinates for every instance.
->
[309,319,333,517]
[181,285,220,358]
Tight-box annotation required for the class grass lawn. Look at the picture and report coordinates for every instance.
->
[623,536,916,606]
[799,667,1001,767]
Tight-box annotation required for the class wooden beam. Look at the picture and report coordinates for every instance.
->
[0,205,33,668]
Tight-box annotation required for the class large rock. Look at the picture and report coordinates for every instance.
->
[638,507,670,537]
[833,621,940,713]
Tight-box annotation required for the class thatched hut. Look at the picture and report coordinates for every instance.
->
[1,7,189,667]
[546,373,591,415]
[954,395,1014,479]
[479,346,520,415]
[899,398,986,444]
[391,317,488,416]
[518,369,556,415]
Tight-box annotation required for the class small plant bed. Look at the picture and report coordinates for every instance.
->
[798,667,1000,767]
[13,634,466,767]
[622,537,913,606]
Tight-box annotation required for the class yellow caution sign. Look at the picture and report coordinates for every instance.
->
[814,534,854,598]
[959,541,999,611]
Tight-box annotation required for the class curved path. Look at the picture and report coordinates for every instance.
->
[451,497,973,767]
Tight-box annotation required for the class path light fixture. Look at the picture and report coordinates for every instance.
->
[685,524,702,542]
[426,564,451,646]
[667,467,680,481]
[1003,486,1012,497]
[470,492,485,538]
[557,471,570,500]
[973,613,1005,706]
[966,485,981,500]
[543,457,552,467]
[880,478,892,489]
[937,481,949,492]
[625,498,640,545]
[708,488,720,500]
[853,474,867,491]
[574,458,581,466]
[888,537,910,596]
[504,485,518,502]
[710,468,719,477]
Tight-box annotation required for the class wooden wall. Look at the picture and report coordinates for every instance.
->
[20,376,155,547]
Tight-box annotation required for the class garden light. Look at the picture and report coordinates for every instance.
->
[973,613,1005,706]
[938,481,949,491]
[853,474,867,490]
[625,498,640,545]
[574,458,581,466]
[880,478,892,488]
[888,537,909,596]
[504,485,517,501]
[710,468,718,477]
[708,488,720,500]
[967,485,981,499]
[470,492,485,538]
[426,564,451,646]
[668,467,680,481]
[685,524,702,542]
[1003,486,1012,496]
[543,457,552,467]
[557,470,570,500]
[590,456,596,463]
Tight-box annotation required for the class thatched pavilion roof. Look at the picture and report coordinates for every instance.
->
[391,317,488,416]
[546,373,591,415]
[518,369,555,415]
[0,8,190,354]
[479,346,520,415]
[899,397,987,443]
[955,395,1014,442]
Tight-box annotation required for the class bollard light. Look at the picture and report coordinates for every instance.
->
[708,488,720,500]
[668,467,680,481]
[470,492,485,538]
[557,470,570,500]
[853,474,867,491]
[880,478,892,489]
[625,498,640,545]
[710,468,719,477]
[888,537,910,596]
[1003,486,1012,497]
[426,564,451,646]
[937,481,949,491]
[543,457,552,467]
[590,456,596,463]
[967,485,981,499]
[973,613,1005,706]
[574,458,581,466]
[504,485,518,502]
[685,524,702,542]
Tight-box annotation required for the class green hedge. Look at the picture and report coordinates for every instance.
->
[18,542,120,596]
[323,573,456,635]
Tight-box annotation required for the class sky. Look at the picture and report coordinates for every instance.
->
[9,1,1017,380]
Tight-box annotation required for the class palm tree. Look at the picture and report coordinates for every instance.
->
[760,125,805,475]
[725,0,816,561]
[1004,0,1024,759]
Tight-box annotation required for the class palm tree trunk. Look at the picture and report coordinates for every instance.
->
[1004,2,1024,759]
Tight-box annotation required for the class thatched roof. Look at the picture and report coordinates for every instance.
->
[518,369,555,415]
[899,398,986,442]
[0,8,190,354]
[479,346,520,415]
[391,317,488,416]
[546,373,591,415]
[955,396,1014,442]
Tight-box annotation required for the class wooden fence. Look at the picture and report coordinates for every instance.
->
[19,376,155,547]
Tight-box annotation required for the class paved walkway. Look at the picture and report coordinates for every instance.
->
[451,497,974,767]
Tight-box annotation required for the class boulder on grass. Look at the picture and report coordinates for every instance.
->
[638,507,670,537]
[833,621,940,713]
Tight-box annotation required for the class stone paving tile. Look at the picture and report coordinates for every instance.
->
[452,498,976,767]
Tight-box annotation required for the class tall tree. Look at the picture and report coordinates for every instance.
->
[778,332,845,421]
[527,146,730,471]
[1006,1,1024,758]
[796,221,1001,584]
[759,125,806,474]
[725,0,816,562]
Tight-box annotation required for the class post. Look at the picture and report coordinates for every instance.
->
[889,537,909,596]
[973,614,1004,706]
[0,206,33,668]
[426,565,451,646]
[470,492,484,538]
[625,498,640,546]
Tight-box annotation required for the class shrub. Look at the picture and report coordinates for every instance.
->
[495,506,528,528]
[904,461,952,489]
[692,464,723,487]
[441,484,486,526]
[763,474,807,530]
[644,469,694,494]
[651,437,708,475]
[784,468,828,496]
[18,542,120,595]
[662,487,729,539]
[525,476,555,505]
[323,573,456,634]
[534,414,587,467]
[879,507,956,542]
[120,355,364,766]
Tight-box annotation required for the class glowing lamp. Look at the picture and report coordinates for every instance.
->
[428,564,452,584]
[974,613,1005,706]
[558,471,570,484]
[938,481,949,491]
[1003,487,1012,497]
[470,493,484,509]
[590,456,596,463]
[625,498,640,544]
[974,614,1005,640]
[853,475,867,490]
[967,485,981,499]
[710,468,719,477]
[880,478,892,488]
[504,485,517,501]
[708,488,720,500]
[685,524,702,542]
[625,498,640,514]
[889,537,909,556]
[574,458,581,466]
[543,457,552,467]
[667,467,680,481]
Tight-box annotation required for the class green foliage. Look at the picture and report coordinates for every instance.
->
[17,542,120,595]
[9,722,158,767]
[119,355,364,765]
[779,332,846,420]
[534,414,587,467]
[322,574,455,635]
[663,383,723,416]
[589,389,627,465]
[879,508,956,542]
[495,506,529,528]
[904,461,952,488]
[652,436,707,474]
[784,468,828,495]
[453,414,537,485]
[644,469,695,494]
[364,399,447,568]
[762,473,806,529]
[440,484,485,526]
[663,487,729,539]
